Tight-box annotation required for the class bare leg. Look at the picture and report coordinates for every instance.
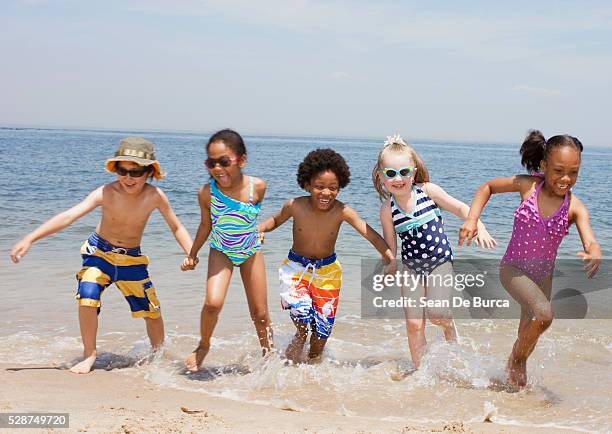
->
[185,249,233,372]
[500,266,553,389]
[308,333,328,362]
[402,271,427,369]
[240,251,273,353]
[406,314,427,369]
[144,316,164,349]
[426,261,457,342]
[70,305,98,374]
[285,321,309,363]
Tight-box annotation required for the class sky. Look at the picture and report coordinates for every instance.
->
[1,0,611,145]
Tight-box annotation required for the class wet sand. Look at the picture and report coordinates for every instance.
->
[0,363,574,433]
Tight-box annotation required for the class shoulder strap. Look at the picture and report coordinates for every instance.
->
[248,176,254,204]
[210,179,216,197]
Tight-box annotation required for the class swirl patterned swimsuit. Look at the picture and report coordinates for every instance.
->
[500,178,569,284]
[392,185,453,275]
[209,176,261,267]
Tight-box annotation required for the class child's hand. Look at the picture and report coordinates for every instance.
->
[181,256,199,271]
[577,251,600,278]
[383,259,397,276]
[458,219,478,247]
[10,239,32,263]
[256,225,265,244]
[474,224,497,249]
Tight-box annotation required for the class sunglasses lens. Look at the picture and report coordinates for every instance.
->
[205,157,234,168]
[116,166,147,177]
[399,168,413,177]
[130,169,147,178]
[384,169,398,178]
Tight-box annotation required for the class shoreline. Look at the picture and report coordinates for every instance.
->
[0,363,579,433]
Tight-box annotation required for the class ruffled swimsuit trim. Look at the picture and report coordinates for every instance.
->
[500,178,569,283]
[210,178,261,215]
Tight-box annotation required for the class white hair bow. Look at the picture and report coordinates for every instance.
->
[383,133,407,147]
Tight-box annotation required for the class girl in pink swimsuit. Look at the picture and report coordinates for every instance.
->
[459,130,601,390]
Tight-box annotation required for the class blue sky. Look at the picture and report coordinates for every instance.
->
[1,0,611,145]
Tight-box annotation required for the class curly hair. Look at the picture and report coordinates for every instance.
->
[297,148,351,189]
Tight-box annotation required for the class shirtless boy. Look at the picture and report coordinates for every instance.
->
[10,137,192,373]
[258,149,395,362]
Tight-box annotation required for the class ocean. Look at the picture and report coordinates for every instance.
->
[1,128,610,431]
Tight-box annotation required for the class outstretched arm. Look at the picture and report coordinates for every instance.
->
[182,185,212,271]
[425,182,497,249]
[344,205,395,267]
[257,199,293,235]
[11,186,103,263]
[156,188,193,255]
[458,176,531,246]
[571,195,601,278]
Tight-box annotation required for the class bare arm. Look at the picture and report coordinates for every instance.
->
[155,188,193,255]
[424,182,497,249]
[181,185,212,271]
[571,195,601,278]
[258,199,293,233]
[343,205,395,265]
[458,176,532,246]
[11,186,103,263]
[379,200,398,274]
[380,199,397,258]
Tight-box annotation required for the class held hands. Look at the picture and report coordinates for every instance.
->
[474,223,497,249]
[383,258,397,276]
[381,249,397,275]
[181,255,199,271]
[256,224,265,244]
[577,251,600,279]
[458,219,497,249]
[458,219,478,247]
[10,238,32,263]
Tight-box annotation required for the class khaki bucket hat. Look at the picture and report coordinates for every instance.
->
[105,137,165,180]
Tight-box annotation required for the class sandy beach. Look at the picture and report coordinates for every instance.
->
[1,363,577,433]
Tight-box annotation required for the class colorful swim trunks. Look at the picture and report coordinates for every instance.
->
[279,250,342,339]
[75,233,161,318]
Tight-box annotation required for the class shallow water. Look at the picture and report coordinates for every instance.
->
[1,128,611,431]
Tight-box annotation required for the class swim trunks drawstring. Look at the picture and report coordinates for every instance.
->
[298,262,318,288]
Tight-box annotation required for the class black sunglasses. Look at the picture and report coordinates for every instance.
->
[116,166,150,178]
[204,156,238,169]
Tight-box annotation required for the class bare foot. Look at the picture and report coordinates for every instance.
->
[506,356,527,390]
[284,333,307,364]
[185,344,209,373]
[69,351,97,374]
[306,354,323,365]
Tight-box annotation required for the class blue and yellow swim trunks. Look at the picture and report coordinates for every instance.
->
[75,233,161,319]
[279,250,342,339]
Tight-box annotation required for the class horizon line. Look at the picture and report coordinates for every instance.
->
[1,123,610,149]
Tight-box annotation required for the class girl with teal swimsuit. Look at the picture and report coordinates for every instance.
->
[182,129,273,372]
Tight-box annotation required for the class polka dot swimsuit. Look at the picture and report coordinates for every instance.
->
[500,179,569,283]
[391,186,453,275]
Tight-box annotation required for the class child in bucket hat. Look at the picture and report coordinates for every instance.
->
[105,136,165,180]
[10,136,192,374]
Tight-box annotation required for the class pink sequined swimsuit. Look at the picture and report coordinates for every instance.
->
[500,179,569,284]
